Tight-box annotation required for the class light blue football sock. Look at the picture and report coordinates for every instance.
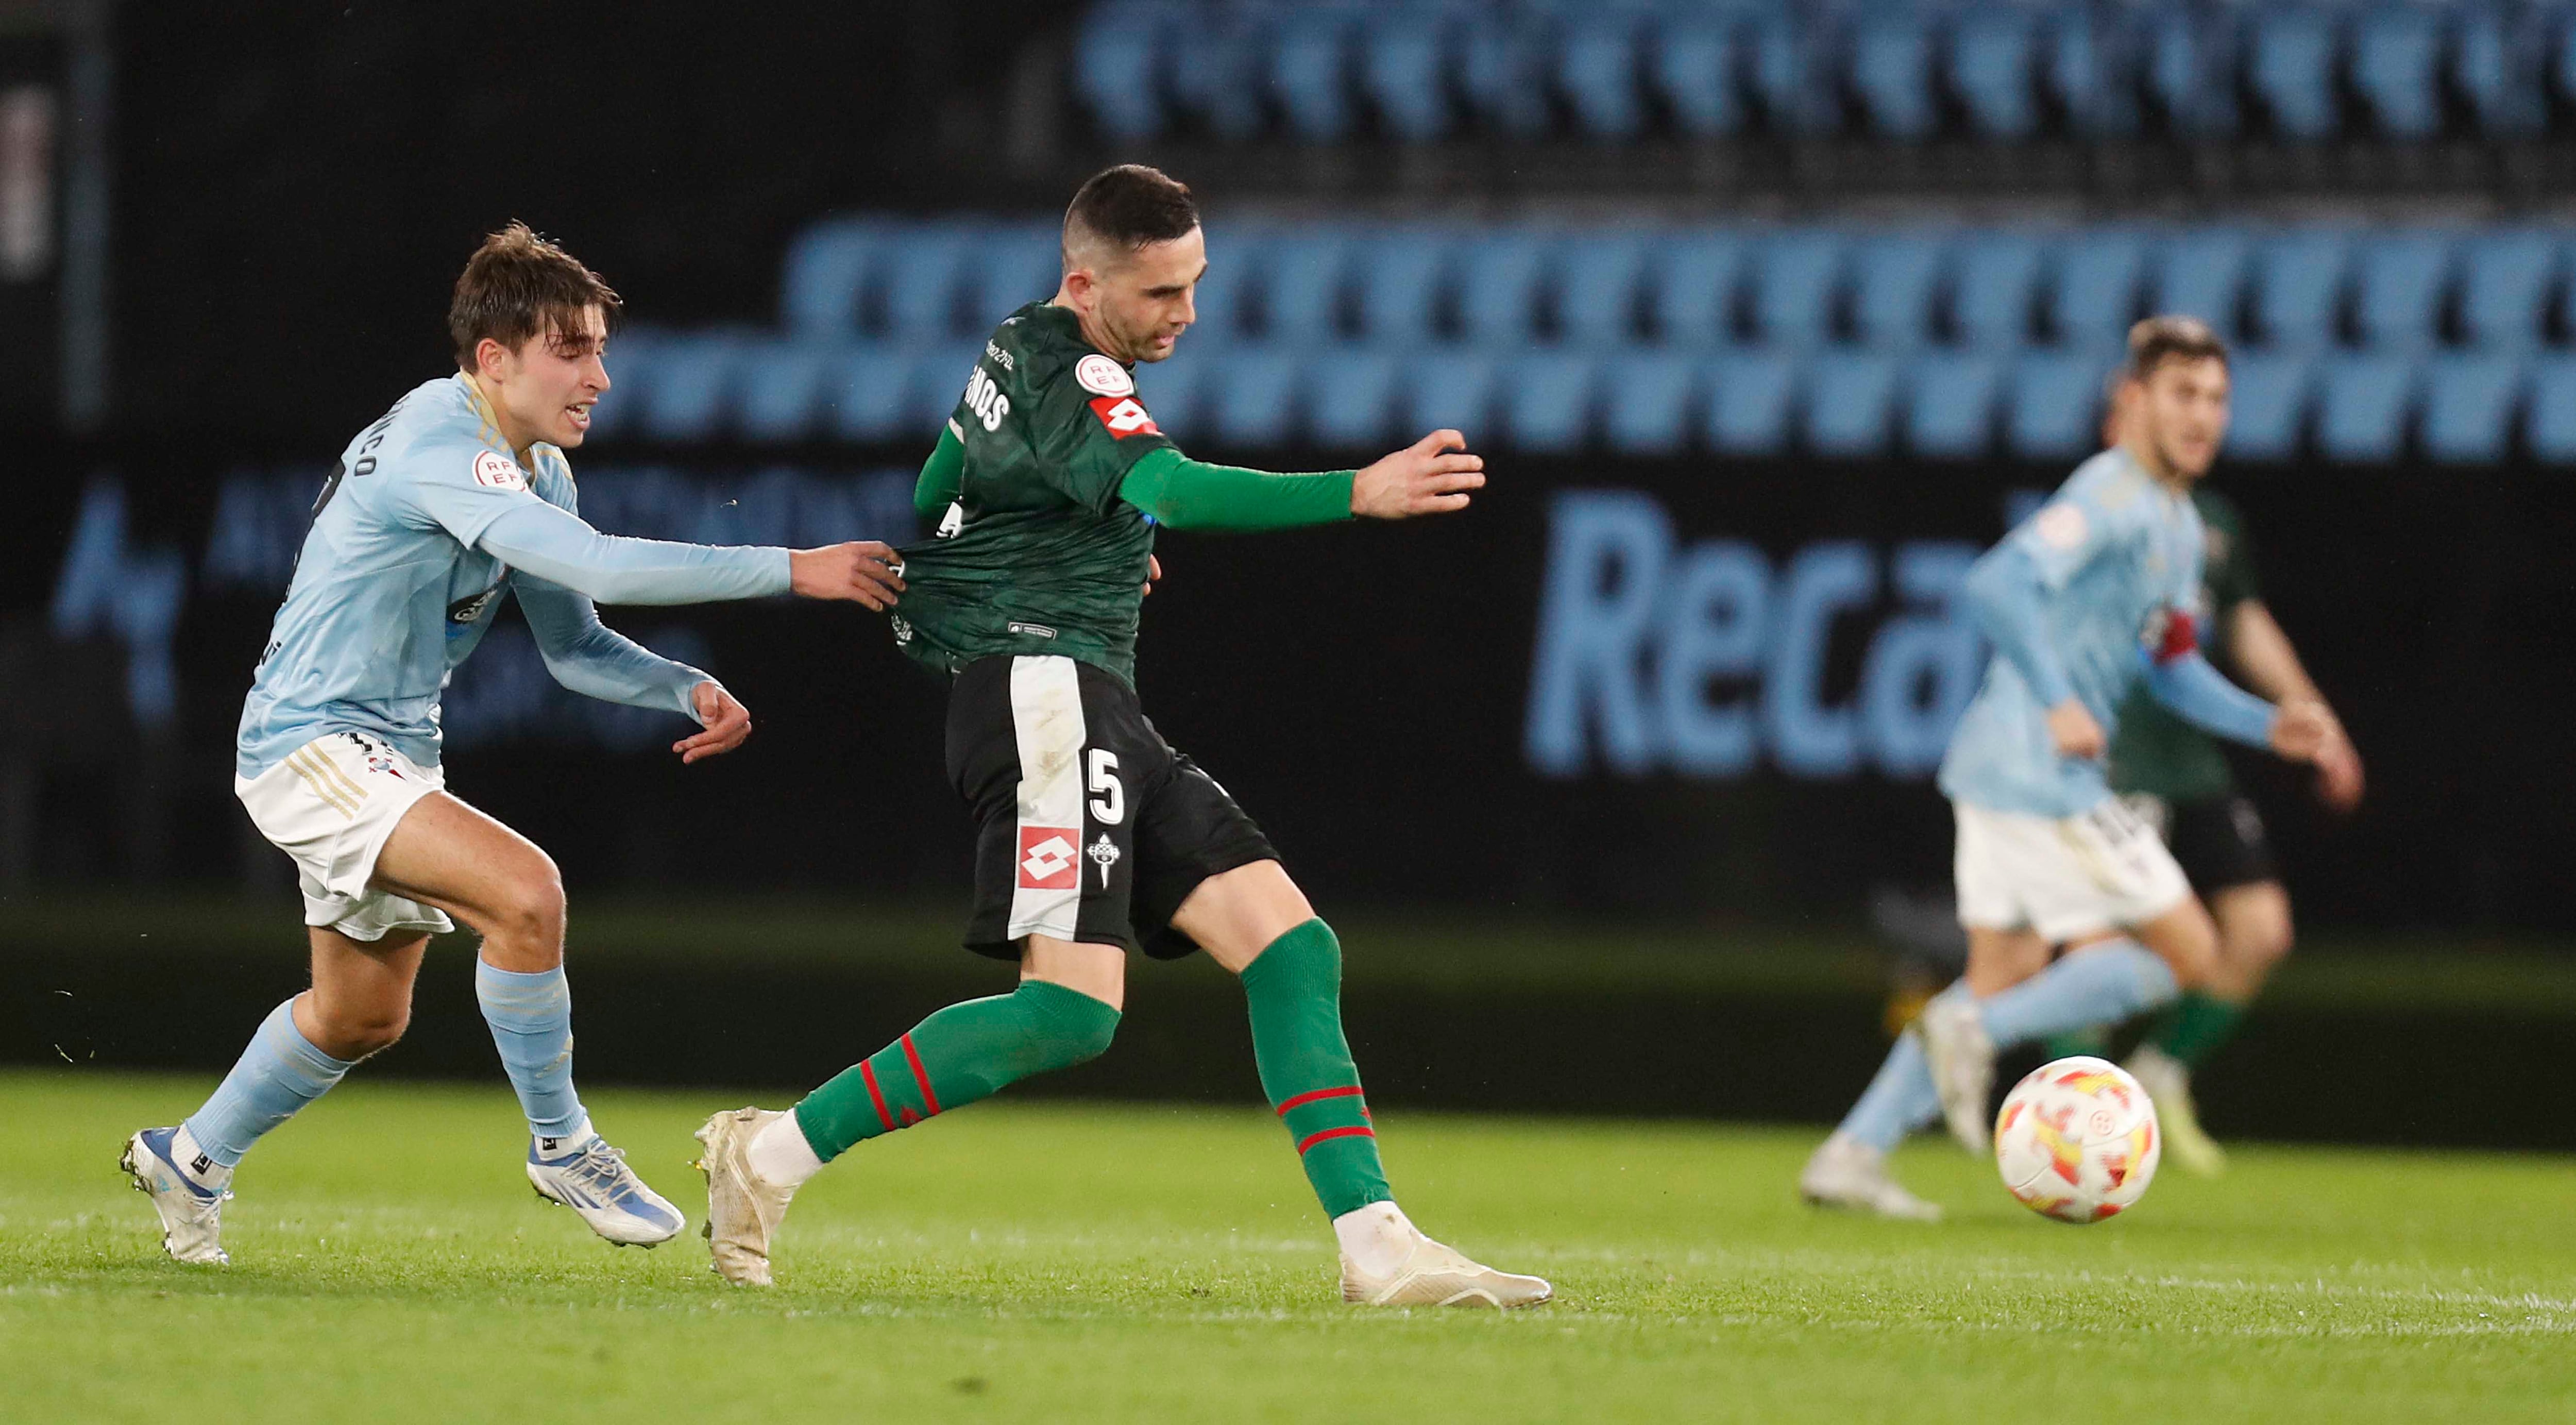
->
[1836,998,1948,1152]
[181,998,355,1169]
[474,959,587,1141]
[1976,939,2180,1049]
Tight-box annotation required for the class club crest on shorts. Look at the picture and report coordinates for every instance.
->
[1018,827,1080,890]
[1087,832,1122,886]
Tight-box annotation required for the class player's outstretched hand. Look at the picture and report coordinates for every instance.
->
[1352,429,1486,520]
[2045,698,2107,760]
[675,681,752,764]
[1142,554,1163,598]
[2313,728,2365,812]
[2269,698,2337,765]
[789,541,905,609]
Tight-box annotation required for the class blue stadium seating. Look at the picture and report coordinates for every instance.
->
[2249,9,2340,140]
[2353,7,2443,139]
[1165,7,1264,140]
[2251,231,2350,350]
[1210,348,1303,447]
[1556,233,1654,348]
[1806,351,1901,457]
[779,219,886,337]
[1851,234,1944,350]
[1505,352,1602,453]
[1602,350,1699,455]
[735,342,832,443]
[1458,233,1550,346]
[1952,232,2045,351]
[2453,11,2546,138]
[641,333,743,443]
[1306,346,1403,450]
[1359,11,1453,142]
[1408,348,1501,435]
[1853,16,1938,140]
[1650,233,1747,347]
[2460,231,2560,350]
[1651,15,1741,137]
[824,346,916,444]
[1461,18,1553,138]
[2051,229,2148,346]
[2007,350,2107,460]
[2421,353,2523,464]
[2149,14,2240,138]
[1353,228,1451,347]
[1072,1,1168,142]
[1952,12,2039,139]
[906,344,981,430]
[1559,14,1649,142]
[2351,233,2454,353]
[1707,351,1795,455]
[1263,231,1352,345]
[2316,355,2417,463]
[1751,16,1840,138]
[1272,8,1360,142]
[883,226,974,343]
[1136,348,1210,439]
[2047,11,2141,138]
[2526,357,2576,462]
[963,225,1062,334]
[2225,353,2313,462]
[2150,230,2252,338]
[1906,355,2001,459]
[1750,230,1843,349]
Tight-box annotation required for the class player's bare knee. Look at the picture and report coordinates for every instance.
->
[308,995,410,1059]
[486,859,567,961]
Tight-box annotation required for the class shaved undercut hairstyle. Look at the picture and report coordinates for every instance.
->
[448,221,622,366]
[2124,314,2228,382]
[1061,164,1199,272]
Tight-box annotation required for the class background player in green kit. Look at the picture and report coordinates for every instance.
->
[694,165,1552,1308]
[2079,390,2367,1175]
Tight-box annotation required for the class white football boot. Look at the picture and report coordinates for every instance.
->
[527,1132,686,1247]
[1915,994,1996,1155]
[121,1127,230,1265]
[1338,1213,1552,1309]
[2126,1046,2227,1177]
[693,1107,800,1287]
[1799,1131,1944,1221]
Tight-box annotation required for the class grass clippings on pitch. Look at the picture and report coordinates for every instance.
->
[4,1070,2572,1423]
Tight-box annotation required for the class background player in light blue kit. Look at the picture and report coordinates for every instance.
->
[1800,317,2342,1219]
[119,224,906,1264]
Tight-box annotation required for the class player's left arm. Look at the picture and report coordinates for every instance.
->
[2228,600,2364,808]
[2138,615,2335,766]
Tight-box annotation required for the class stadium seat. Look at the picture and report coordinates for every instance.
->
[1270,8,1359,142]
[1503,352,1601,453]
[1652,15,1742,137]
[1166,8,1266,140]
[1852,16,1937,140]
[1359,10,1454,142]
[641,334,743,443]
[1906,354,2002,459]
[1303,345,1403,451]
[2248,9,2341,141]
[1073,2,1171,142]
[2149,229,2251,339]
[1850,233,1945,350]
[882,226,973,343]
[1558,14,1648,141]
[1750,230,1844,350]
[962,224,1061,334]
[2352,7,2443,140]
[2007,349,2111,461]
[1951,232,2045,351]
[1952,11,2039,140]
[1602,351,1699,456]
[2524,357,2576,462]
[822,345,915,444]
[2351,232,2455,353]
[2049,11,2142,138]
[1135,347,1211,439]
[779,219,888,337]
[1209,348,1304,448]
[1461,19,1552,138]
[734,341,833,443]
[1407,348,1501,439]
[1458,233,1552,347]
[2051,229,2148,346]
[1649,233,1748,348]
[1555,232,1654,348]
[1751,16,1841,139]
[2421,353,2524,465]
[1188,231,1264,350]
[1352,227,1453,348]
[2250,231,2350,351]
[905,343,982,432]
[585,329,664,439]
[1805,351,1901,458]
[2222,352,2313,462]
[2149,14,2239,138]
[1262,231,1352,345]
[2459,231,2560,350]
[1706,351,1797,456]
[2316,355,2416,463]
[2453,12,2546,139]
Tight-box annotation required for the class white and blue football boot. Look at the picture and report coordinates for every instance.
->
[121,1127,231,1265]
[526,1133,685,1247]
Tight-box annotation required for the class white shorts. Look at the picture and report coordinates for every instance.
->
[1951,798,2192,943]
[235,733,454,942]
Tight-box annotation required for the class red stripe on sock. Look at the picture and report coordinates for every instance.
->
[859,1060,896,1133]
[1295,1125,1376,1155]
[902,1033,942,1117]
[1275,1085,1365,1117]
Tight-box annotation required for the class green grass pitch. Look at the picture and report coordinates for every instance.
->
[4,1071,2572,1423]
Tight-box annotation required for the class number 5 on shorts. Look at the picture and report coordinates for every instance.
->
[1087,749,1124,826]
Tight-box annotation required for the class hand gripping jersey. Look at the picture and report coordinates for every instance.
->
[1939,447,2208,818]
[235,374,788,778]
[890,303,1175,684]
[2109,486,2260,804]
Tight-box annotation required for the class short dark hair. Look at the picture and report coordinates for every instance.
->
[448,222,621,366]
[1062,164,1199,270]
[2123,314,2228,383]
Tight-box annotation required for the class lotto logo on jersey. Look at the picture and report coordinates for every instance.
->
[472,450,527,490]
[1089,396,1160,438]
[1018,827,1080,889]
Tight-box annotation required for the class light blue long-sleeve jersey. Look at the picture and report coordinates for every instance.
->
[235,375,792,778]
[1939,447,2276,818]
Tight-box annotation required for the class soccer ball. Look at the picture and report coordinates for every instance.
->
[1993,1055,2160,1223]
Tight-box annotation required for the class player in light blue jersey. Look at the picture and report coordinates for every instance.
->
[122,224,905,1264]
[1801,317,2342,1219]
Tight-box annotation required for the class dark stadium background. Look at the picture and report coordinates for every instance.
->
[5,0,2573,1145]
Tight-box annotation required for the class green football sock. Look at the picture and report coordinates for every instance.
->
[791,978,1120,1163]
[1238,918,1391,1219]
[2042,1025,2114,1061]
[2147,991,2249,1069]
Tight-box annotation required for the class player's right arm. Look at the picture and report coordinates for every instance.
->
[1112,430,1484,530]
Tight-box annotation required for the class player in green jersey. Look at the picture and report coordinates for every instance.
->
[694,165,1551,1308]
[2069,389,2366,1176]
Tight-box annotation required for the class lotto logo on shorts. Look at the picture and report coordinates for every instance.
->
[1088,396,1160,438]
[1018,827,1080,889]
